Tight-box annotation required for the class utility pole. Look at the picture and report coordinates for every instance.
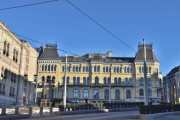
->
[63,55,67,109]
[143,39,148,106]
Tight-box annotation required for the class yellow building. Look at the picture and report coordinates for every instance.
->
[37,43,161,104]
[0,22,38,106]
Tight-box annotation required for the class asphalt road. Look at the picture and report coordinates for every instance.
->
[22,111,140,120]
[155,114,180,120]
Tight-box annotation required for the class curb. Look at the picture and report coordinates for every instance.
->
[140,111,180,120]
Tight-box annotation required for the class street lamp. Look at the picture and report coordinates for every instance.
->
[34,74,38,104]
[63,54,68,109]
[143,39,149,106]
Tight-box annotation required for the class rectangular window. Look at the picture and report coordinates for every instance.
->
[93,89,99,99]
[104,89,109,100]
[73,77,76,85]
[2,84,5,95]
[86,66,89,72]
[83,66,86,72]
[83,89,89,98]
[77,77,80,85]
[103,67,105,72]
[9,87,15,97]
[62,66,65,72]
[73,89,80,98]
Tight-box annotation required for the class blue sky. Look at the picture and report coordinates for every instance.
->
[0,0,180,75]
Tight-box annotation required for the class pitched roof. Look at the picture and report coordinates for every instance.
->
[135,44,159,62]
[38,44,60,60]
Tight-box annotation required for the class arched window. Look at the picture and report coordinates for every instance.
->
[83,66,86,72]
[6,43,10,56]
[73,66,75,72]
[48,65,51,71]
[1,67,4,78]
[64,76,69,84]
[78,66,81,72]
[104,77,107,85]
[45,65,47,71]
[114,77,117,84]
[83,77,87,85]
[125,78,129,84]
[142,66,144,73]
[117,67,120,73]
[4,69,8,79]
[106,66,109,72]
[46,76,51,83]
[67,76,70,84]
[127,67,130,73]
[52,76,55,83]
[120,67,122,73]
[139,66,141,73]
[3,41,6,55]
[86,66,89,72]
[126,89,131,99]
[77,77,80,85]
[114,67,116,73]
[76,66,79,72]
[94,66,97,72]
[54,65,57,72]
[103,67,105,72]
[124,66,127,73]
[108,77,111,84]
[118,77,121,85]
[42,65,44,71]
[51,65,54,71]
[73,77,76,85]
[95,76,99,85]
[97,66,100,72]
[149,67,152,73]
[42,76,45,82]
[139,89,144,96]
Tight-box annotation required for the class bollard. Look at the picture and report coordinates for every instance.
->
[29,107,32,116]
[1,107,6,115]
[15,107,19,115]
[40,107,43,116]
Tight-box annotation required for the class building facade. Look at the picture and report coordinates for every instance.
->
[164,66,180,104]
[0,22,38,106]
[37,43,162,104]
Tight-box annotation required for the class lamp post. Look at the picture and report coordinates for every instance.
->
[143,39,149,106]
[63,55,68,109]
[34,75,38,104]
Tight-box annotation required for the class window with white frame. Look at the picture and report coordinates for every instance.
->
[73,89,80,98]
[83,89,89,98]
